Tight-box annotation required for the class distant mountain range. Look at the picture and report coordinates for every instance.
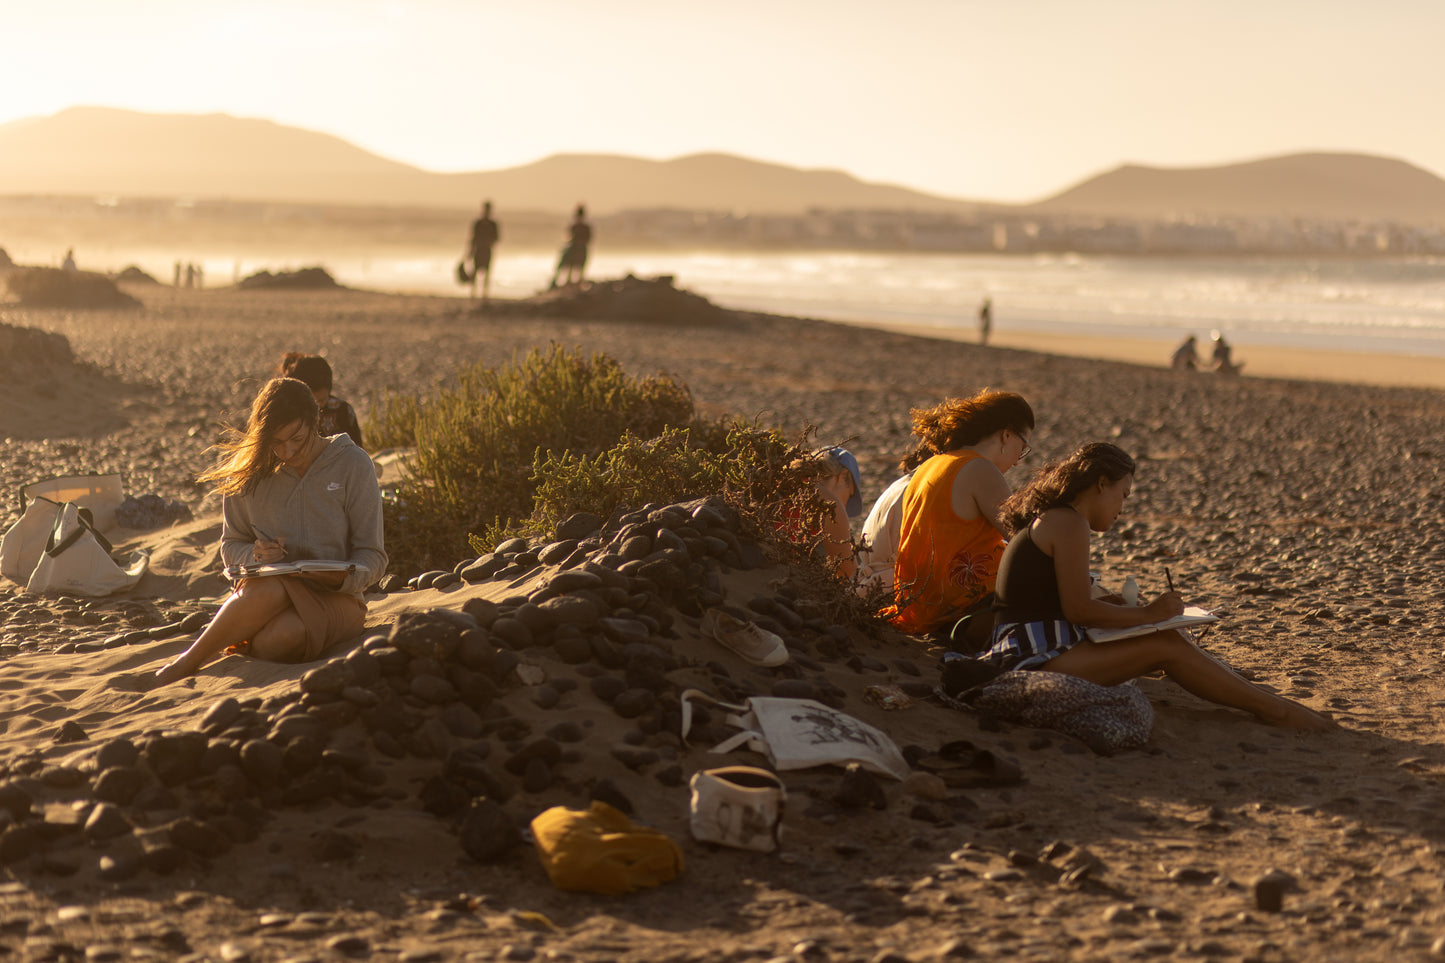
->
[0,107,976,216]
[1031,152,1445,224]
[1,107,1443,225]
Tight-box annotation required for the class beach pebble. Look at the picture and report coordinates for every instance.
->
[458,799,519,863]
[589,778,634,815]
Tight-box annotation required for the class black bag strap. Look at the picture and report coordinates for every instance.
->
[44,504,112,558]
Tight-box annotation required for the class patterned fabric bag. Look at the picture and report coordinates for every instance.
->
[969,670,1153,755]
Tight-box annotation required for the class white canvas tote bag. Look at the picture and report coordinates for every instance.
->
[26,502,148,596]
[680,689,910,780]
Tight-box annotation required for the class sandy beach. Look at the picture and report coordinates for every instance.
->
[2,281,1444,962]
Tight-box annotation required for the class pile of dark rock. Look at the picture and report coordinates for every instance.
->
[114,494,195,530]
[492,274,730,326]
[113,265,160,285]
[2,267,142,310]
[0,322,76,374]
[237,266,341,291]
[0,495,938,880]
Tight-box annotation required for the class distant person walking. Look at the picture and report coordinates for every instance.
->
[465,200,500,303]
[978,297,993,345]
[1171,334,1200,370]
[61,249,77,273]
[550,204,592,289]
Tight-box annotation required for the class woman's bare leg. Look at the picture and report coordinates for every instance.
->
[250,610,309,662]
[152,578,293,686]
[1044,631,1334,731]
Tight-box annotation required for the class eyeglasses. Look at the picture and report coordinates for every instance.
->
[1014,431,1031,459]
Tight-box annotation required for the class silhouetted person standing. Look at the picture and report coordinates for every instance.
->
[551,204,592,289]
[467,200,500,302]
[978,297,993,345]
[1171,334,1200,370]
[61,249,77,273]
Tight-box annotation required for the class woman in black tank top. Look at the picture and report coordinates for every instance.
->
[975,443,1332,731]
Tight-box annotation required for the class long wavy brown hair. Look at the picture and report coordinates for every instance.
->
[899,389,1035,472]
[998,442,1136,535]
[198,378,319,497]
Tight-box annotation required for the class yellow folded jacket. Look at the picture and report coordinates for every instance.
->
[530,800,684,895]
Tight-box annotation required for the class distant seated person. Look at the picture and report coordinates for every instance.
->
[779,447,863,579]
[1170,334,1199,371]
[1209,331,1244,375]
[279,353,365,448]
[855,469,913,594]
[882,389,1035,637]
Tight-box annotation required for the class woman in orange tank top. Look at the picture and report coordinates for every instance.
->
[883,389,1035,635]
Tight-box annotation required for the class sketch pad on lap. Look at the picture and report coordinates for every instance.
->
[1085,606,1219,643]
[224,559,355,580]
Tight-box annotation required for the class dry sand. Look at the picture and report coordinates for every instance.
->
[1,283,1445,962]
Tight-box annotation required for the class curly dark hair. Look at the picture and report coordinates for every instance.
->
[899,389,1035,472]
[997,442,1135,535]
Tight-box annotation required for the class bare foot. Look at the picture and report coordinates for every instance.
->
[151,660,194,689]
[1260,701,1336,731]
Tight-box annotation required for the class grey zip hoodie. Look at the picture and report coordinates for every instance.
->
[220,434,387,597]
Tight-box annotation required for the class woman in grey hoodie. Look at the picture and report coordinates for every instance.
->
[153,378,387,686]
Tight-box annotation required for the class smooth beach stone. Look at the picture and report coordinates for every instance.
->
[410,675,459,704]
[588,675,627,703]
[556,512,604,541]
[461,598,501,630]
[457,799,519,863]
[142,731,209,786]
[536,540,579,565]
[488,618,533,651]
[589,778,634,815]
[83,803,133,843]
[612,688,656,719]
[178,611,211,633]
[552,636,593,665]
[200,699,242,734]
[538,595,599,626]
[494,537,530,556]
[545,569,605,594]
[430,572,462,591]
[93,766,149,805]
[300,661,350,696]
[460,555,506,583]
[238,739,285,786]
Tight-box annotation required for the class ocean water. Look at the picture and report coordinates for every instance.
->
[103,248,1445,357]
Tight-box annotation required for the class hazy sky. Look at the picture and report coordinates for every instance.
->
[4,0,1440,203]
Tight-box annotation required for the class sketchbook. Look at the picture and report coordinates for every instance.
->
[1085,606,1219,644]
[224,559,355,580]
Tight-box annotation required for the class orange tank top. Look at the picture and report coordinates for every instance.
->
[883,450,1006,634]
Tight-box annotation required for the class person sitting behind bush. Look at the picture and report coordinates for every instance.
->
[278,353,364,448]
[778,447,862,579]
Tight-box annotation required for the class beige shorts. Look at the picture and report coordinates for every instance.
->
[234,575,365,662]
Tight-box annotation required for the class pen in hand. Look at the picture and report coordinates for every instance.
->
[1165,566,1175,593]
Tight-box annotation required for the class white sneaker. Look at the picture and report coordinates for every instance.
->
[700,608,789,667]
[689,766,786,852]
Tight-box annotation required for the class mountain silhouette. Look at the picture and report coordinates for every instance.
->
[0,107,976,215]
[1031,152,1445,224]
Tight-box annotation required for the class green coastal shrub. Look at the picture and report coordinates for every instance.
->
[486,419,806,549]
[368,344,695,571]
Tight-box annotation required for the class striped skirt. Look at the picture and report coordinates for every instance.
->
[980,618,1086,671]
